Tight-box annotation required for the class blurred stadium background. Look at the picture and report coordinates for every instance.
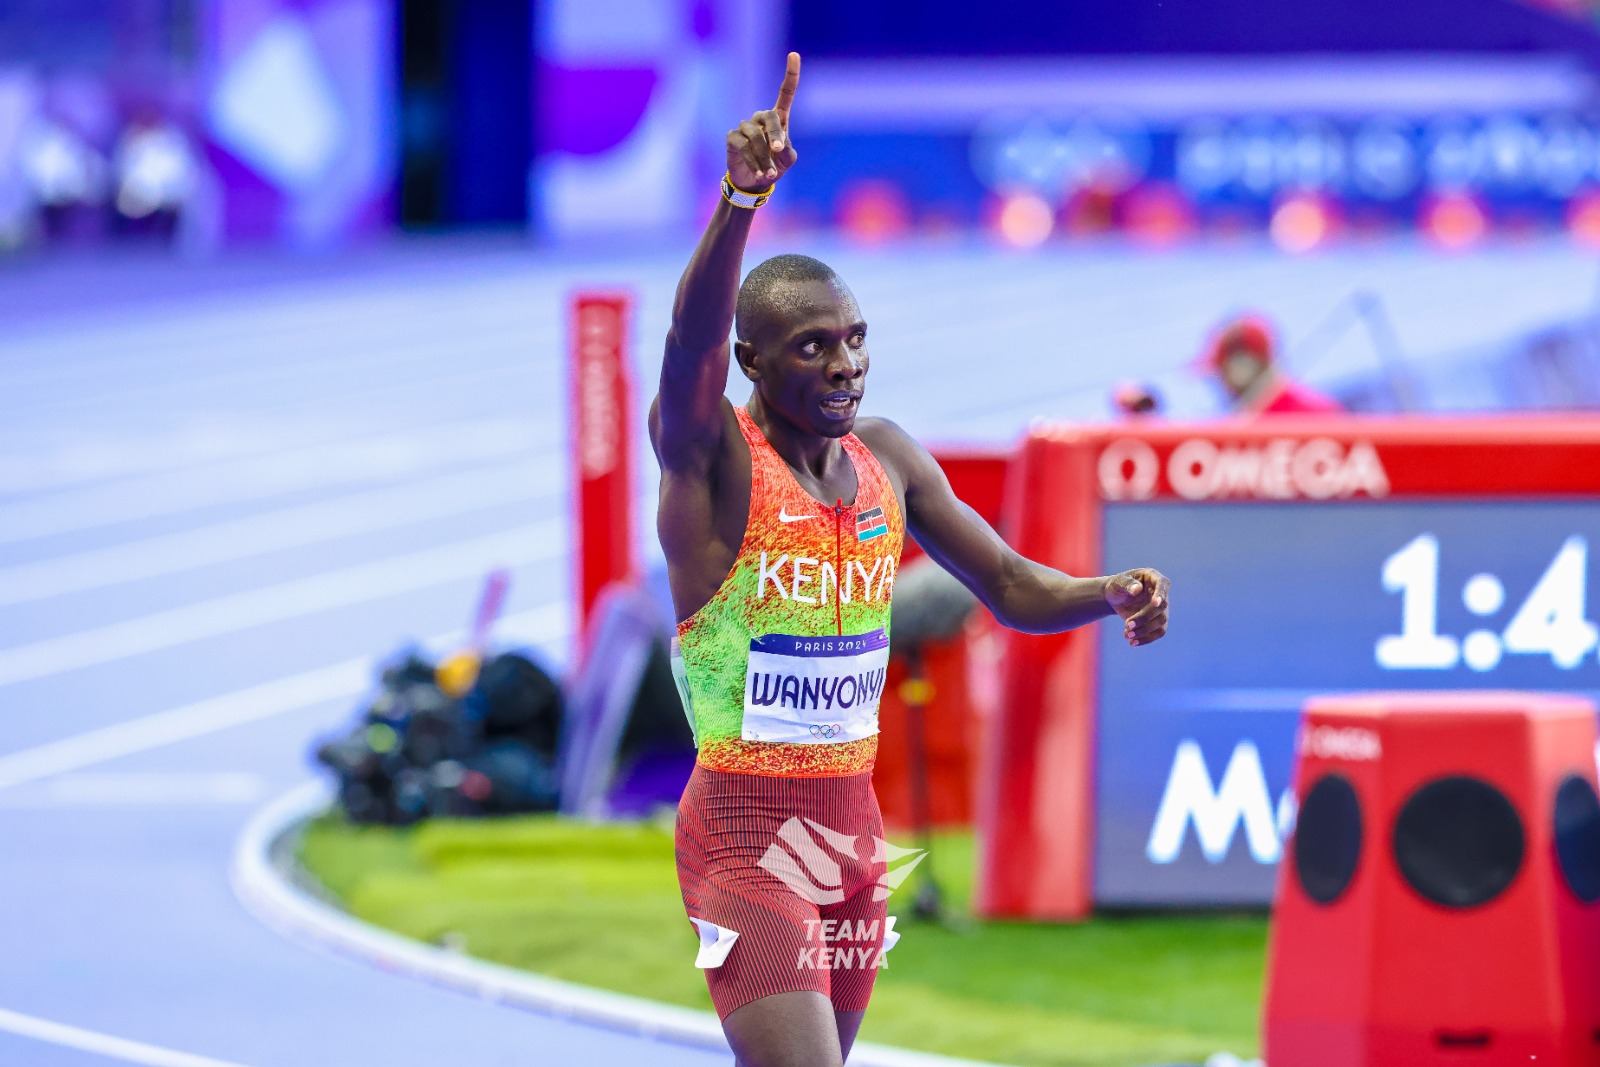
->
[4,1,1600,1066]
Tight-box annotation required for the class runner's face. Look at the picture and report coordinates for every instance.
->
[754,279,868,438]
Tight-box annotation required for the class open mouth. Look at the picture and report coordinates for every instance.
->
[820,392,860,416]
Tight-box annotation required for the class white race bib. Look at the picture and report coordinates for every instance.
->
[742,630,890,745]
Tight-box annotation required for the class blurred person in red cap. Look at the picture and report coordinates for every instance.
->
[1199,314,1344,416]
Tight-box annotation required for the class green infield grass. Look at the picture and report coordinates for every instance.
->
[298,813,1266,1067]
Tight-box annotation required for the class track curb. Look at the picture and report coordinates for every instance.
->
[230,781,1011,1067]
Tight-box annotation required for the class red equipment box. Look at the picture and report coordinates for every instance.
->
[1264,691,1600,1066]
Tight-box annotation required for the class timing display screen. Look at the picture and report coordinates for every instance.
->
[1095,500,1600,907]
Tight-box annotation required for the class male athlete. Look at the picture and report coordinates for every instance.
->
[652,53,1171,1067]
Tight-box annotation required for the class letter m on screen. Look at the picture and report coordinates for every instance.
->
[1145,740,1282,864]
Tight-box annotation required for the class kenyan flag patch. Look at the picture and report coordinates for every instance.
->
[856,506,888,542]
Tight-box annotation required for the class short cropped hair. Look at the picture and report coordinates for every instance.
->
[735,254,840,342]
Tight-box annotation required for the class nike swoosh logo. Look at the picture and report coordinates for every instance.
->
[777,507,816,523]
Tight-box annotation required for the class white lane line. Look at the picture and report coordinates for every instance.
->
[231,784,732,1057]
[0,458,556,608]
[0,661,367,790]
[0,521,562,689]
[0,272,529,373]
[0,603,567,791]
[0,418,327,497]
[0,274,548,397]
[0,772,268,807]
[0,418,547,547]
[0,1005,252,1067]
[0,339,550,478]
[234,783,1005,1067]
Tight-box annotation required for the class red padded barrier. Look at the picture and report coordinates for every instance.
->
[978,429,1103,918]
[1265,691,1600,1066]
[902,449,1010,563]
[872,635,980,830]
[875,447,1010,830]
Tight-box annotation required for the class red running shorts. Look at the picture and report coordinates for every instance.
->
[675,763,894,1020]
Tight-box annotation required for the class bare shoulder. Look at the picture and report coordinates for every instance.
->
[851,414,918,455]
[853,415,941,507]
[852,415,933,477]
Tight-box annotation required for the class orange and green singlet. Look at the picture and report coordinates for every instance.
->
[672,407,905,777]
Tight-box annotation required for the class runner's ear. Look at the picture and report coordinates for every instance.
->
[734,340,761,382]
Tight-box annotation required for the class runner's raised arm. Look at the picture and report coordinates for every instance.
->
[654,52,801,470]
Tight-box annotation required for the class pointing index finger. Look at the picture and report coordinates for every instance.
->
[774,51,801,123]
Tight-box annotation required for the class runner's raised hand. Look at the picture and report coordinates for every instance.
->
[727,51,800,192]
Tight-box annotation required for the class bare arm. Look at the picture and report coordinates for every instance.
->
[866,420,1170,645]
[653,53,802,471]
